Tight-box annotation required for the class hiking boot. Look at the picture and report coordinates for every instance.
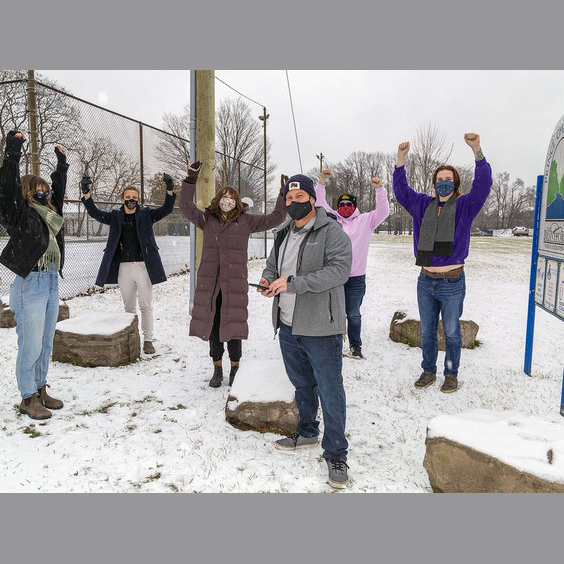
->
[37,385,63,410]
[440,375,459,394]
[19,394,52,420]
[143,341,155,354]
[209,362,223,388]
[414,372,436,389]
[350,345,364,360]
[326,458,349,489]
[274,432,319,451]
[229,362,239,386]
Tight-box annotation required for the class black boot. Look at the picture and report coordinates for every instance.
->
[209,361,223,388]
[229,362,240,386]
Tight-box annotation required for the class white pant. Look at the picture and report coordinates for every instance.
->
[118,262,153,342]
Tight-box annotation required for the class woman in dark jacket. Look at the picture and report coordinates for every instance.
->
[0,131,68,420]
[179,162,287,388]
[81,175,177,354]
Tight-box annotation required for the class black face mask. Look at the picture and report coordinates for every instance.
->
[125,199,138,210]
[287,201,313,221]
[33,191,50,205]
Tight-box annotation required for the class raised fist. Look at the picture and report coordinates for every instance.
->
[464,133,480,149]
[80,176,93,195]
[54,145,66,162]
[319,168,332,185]
[371,177,382,188]
[185,161,202,184]
[280,174,289,195]
[163,172,174,192]
[397,142,410,156]
[6,131,26,153]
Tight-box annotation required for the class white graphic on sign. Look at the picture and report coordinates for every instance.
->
[535,257,546,305]
[544,260,558,311]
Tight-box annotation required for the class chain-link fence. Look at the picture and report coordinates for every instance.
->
[0,78,270,300]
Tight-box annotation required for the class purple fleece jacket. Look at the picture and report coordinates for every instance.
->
[392,159,492,266]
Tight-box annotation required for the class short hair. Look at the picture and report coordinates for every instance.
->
[432,166,462,196]
[121,186,140,199]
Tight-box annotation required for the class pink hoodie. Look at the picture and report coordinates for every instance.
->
[315,183,390,277]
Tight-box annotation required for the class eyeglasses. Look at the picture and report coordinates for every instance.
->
[338,202,354,208]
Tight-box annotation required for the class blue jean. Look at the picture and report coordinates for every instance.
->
[10,270,59,399]
[278,323,348,461]
[417,271,466,376]
[344,275,366,347]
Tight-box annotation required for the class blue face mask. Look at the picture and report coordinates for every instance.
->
[435,180,455,197]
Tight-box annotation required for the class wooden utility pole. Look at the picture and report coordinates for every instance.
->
[316,152,324,176]
[259,107,269,258]
[195,70,215,269]
[27,70,40,175]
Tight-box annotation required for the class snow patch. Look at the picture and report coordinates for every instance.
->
[428,410,564,484]
[228,360,295,405]
[56,312,136,336]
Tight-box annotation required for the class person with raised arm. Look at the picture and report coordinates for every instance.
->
[316,170,390,359]
[392,134,492,393]
[0,131,68,420]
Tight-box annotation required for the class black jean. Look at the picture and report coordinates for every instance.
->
[209,292,242,362]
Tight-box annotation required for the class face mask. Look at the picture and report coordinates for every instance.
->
[33,189,51,205]
[125,199,138,210]
[435,180,455,197]
[287,200,313,221]
[338,203,356,218]
[219,197,236,213]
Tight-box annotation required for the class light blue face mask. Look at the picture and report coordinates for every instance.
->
[435,180,455,197]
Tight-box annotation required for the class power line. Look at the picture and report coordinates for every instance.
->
[215,75,265,110]
[285,70,303,174]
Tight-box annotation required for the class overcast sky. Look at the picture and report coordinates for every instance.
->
[39,70,564,186]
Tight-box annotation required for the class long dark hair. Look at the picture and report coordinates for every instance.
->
[208,186,244,224]
[21,175,57,212]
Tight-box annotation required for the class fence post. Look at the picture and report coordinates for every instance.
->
[139,123,145,205]
[524,174,544,376]
[26,71,40,176]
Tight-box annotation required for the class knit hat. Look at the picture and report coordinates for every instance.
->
[284,174,316,201]
[337,193,358,208]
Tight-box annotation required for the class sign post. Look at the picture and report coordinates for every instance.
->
[524,115,564,415]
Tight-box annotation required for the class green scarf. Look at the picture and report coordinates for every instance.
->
[31,203,63,271]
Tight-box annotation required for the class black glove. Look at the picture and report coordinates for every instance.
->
[54,145,66,163]
[184,161,202,184]
[80,176,93,195]
[6,131,25,154]
[280,174,289,196]
[163,173,174,192]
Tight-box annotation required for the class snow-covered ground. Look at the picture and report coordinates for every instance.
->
[0,236,562,492]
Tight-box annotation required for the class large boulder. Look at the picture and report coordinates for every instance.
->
[389,310,479,350]
[0,295,69,329]
[226,360,299,435]
[424,410,564,493]
[52,312,140,367]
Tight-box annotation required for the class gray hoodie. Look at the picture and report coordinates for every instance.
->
[262,207,352,337]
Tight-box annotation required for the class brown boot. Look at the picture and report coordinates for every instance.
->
[38,385,64,410]
[440,375,459,394]
[414,372,436,389]
[144,341,155,354]
[19,394,52,420]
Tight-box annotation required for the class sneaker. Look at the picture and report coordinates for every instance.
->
[274,432,319,451]
[350,345,364,360]
[326,458,349,489]
[414,372,436,389]
[440,375,459,394]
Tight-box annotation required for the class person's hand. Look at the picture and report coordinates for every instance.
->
[163,172,174,192]
[371,177,382,188]
[6,131,25,153]
[257,278,271,295]
[319,168,332,185]
[397,141,410,167]
[80,176,93,197]
[54,145,66,163]
[265,277,287,297]
[185,161,202,184]
[280,174,289,195]
[464,133,480,150]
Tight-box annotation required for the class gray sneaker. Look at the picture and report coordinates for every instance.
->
[414,372,436,389]
[326,458,349,489]
[274,432,319,451]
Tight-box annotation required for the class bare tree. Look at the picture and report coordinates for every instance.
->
[156,105,191,179]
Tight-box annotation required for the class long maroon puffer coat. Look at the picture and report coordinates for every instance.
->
[179,180,286,342]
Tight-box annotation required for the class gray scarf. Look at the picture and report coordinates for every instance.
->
[416,196,458,267]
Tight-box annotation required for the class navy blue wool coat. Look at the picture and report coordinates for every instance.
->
[82,192,176,287]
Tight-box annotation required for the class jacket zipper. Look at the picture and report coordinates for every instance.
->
[329,293,334,323]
